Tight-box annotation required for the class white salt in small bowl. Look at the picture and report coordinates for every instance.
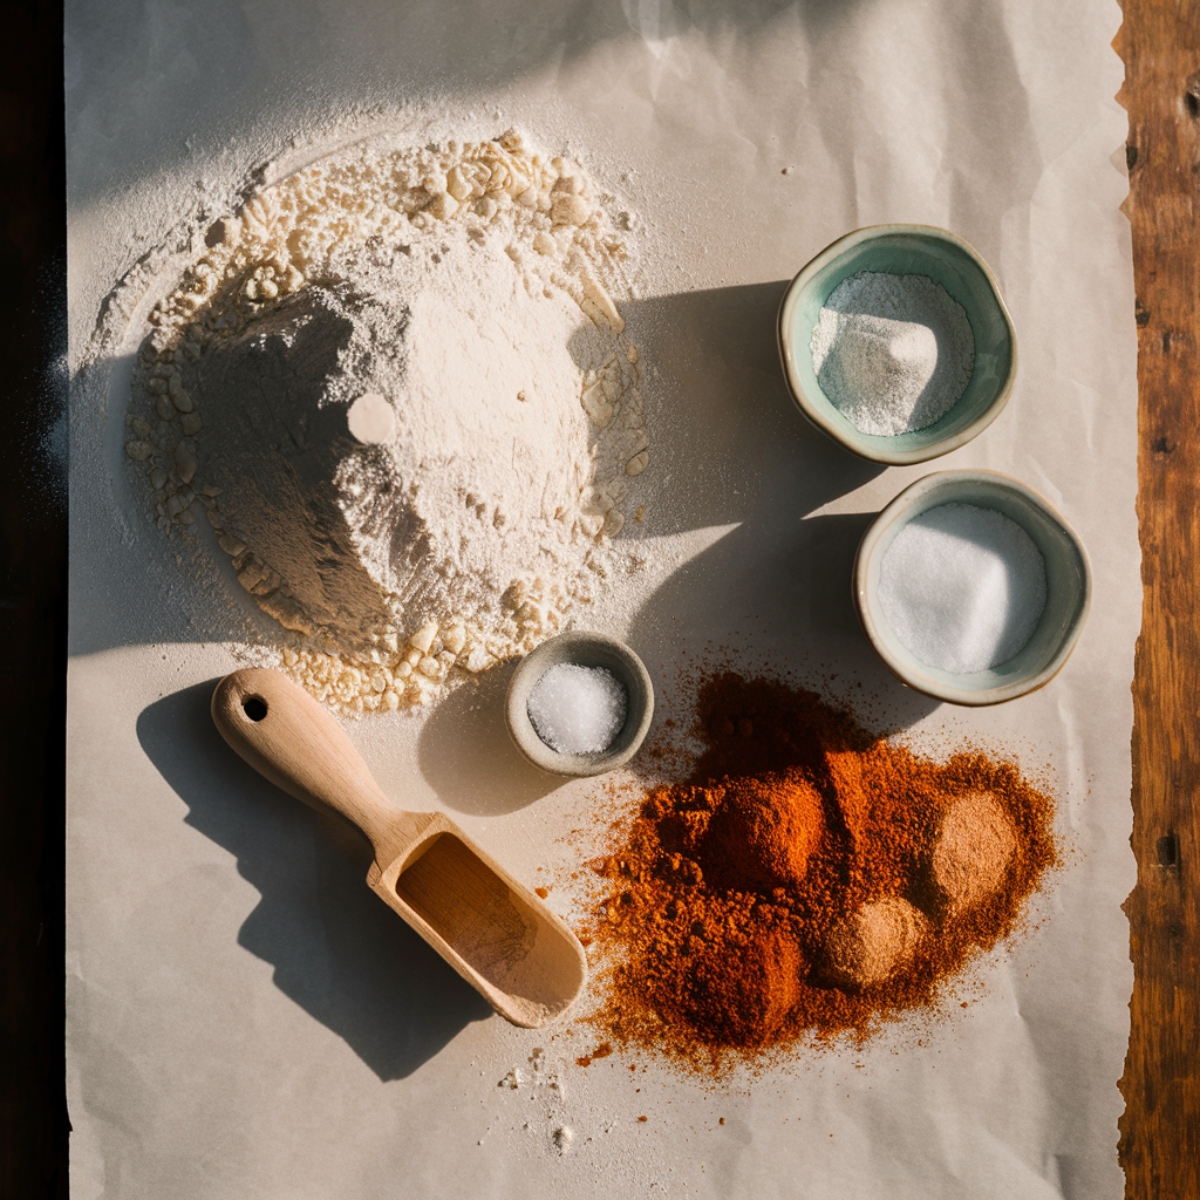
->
[778,225,1017,465]
[854,471,1091,705]
[505,631,655,777]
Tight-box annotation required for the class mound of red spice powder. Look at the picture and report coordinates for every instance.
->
[580,673,1058,1070]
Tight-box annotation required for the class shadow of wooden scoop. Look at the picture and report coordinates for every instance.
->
[211,667,588,1028]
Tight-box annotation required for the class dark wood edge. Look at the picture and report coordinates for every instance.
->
[0,2,69,1197]
[1117,2,1200,1196]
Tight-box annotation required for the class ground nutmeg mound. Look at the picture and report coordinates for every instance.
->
[579,673,1058,1071]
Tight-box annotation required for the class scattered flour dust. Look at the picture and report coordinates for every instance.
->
[124,129,650,715]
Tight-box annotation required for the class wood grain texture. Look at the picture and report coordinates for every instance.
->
[1117,2,1200,1195]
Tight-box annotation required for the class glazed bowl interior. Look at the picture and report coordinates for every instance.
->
[779,225,1016,465]
[855,471,1091,705]
[505,631,654,777]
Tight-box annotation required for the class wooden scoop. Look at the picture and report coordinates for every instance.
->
[211,667,588,1028]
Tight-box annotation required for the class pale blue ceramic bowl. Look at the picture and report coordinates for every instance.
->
[854,471,1091,705]
[778,225,1017,465]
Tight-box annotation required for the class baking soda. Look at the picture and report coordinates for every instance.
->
[527,663,628,754]
[878,502,1047,674]
[810,271,975,436]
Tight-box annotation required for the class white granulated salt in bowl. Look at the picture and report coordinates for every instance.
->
[124,129,651,716]
[810,271,975,436]
[878,502,1048,675]
[526,663,628,755]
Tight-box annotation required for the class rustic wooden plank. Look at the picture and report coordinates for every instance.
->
[1117,1,1200,1195]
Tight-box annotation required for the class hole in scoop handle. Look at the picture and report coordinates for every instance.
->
[211,667,398,854]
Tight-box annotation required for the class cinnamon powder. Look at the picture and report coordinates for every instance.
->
[580,673,1058,1070]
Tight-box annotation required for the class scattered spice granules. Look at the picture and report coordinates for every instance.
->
[575,1042,613,1068]
[580,673,1058,1071]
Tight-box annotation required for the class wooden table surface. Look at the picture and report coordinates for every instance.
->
[1118,2,1200,1195]
[2,2,1198,1196]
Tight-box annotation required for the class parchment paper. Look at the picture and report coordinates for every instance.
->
[66,2,1137,1196]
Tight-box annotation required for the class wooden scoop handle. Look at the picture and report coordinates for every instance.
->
[211,667,402,861]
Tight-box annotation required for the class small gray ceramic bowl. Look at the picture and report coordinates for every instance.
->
[505,631,655,777]
[778,224,1017,465]
[854,471,1091,706]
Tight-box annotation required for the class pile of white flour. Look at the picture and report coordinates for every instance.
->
[125,131,649,714]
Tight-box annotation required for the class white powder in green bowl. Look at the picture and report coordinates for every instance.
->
[811,271,975,436]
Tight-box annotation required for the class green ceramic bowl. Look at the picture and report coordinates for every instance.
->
[854,471,1091,705]
[778,225,1017,465]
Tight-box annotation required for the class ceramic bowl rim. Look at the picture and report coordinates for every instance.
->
[853,469,1092,705]
[777,223,1018,465]
[504,631,655,776]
